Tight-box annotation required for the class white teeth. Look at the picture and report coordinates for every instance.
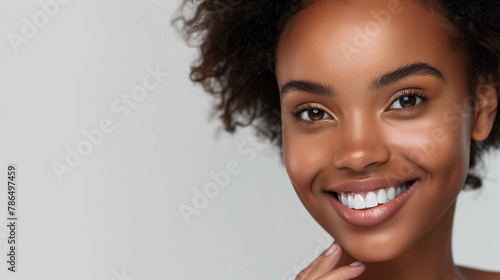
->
[395,187,401,197]
[353,194,365,209]
[387,186,396,201]
[377,189,388,204]
[365,192,378,208]
[338,183,411,209]
[341,194,348,205]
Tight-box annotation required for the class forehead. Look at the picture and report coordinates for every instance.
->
[275,0,464,88]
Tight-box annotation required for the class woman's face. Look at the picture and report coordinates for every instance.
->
[275,0,476,262]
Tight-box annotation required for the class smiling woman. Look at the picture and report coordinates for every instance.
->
[175,0,500,279]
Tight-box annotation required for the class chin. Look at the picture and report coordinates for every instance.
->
[344,244,405,263]
[331,228,416,263]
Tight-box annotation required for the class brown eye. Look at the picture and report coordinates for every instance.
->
[389,95,423,109]
[299,108,330,121]
[400,96,417,107]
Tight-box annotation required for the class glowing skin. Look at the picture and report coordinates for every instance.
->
[275,0,499,279]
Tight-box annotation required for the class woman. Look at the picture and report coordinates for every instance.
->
[176,0,500,279]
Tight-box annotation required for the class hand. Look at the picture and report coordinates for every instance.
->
[295,243,365,280]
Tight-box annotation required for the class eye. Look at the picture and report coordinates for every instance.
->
[298,107,331,121]
[389,91,426,109]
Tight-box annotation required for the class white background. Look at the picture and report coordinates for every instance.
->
[0,0,499,279]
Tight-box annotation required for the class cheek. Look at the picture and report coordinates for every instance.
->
[427,128,470,181]
[399,126,469,175]
[389,111,472,214]
[282,128,331,200]
[409,113,471,180]
[421,124,471,208]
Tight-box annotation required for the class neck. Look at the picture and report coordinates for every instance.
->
[339,202,460,280]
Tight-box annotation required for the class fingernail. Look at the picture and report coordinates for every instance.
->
[349,261,363,267]
[325,243,339,256]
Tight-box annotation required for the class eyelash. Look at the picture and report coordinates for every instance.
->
[388,89,428,112]
[291,89,428,124]
[291,104,331,124]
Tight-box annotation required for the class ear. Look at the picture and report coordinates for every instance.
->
[471,78,499,142]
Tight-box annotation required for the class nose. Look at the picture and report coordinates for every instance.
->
[332,114,391,173]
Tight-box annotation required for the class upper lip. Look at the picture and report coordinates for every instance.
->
[323,177,417,194]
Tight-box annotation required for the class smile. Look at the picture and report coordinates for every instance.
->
[325,179,419,227]
[336,183,412,210]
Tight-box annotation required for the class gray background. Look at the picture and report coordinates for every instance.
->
[1,0,499,279]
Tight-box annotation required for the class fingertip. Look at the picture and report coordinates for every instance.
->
[349,261,363,267]
[322,260,366,279]
[348,261,366,278]
[325,243,340,256]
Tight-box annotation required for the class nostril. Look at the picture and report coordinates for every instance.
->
[331,139,391,173]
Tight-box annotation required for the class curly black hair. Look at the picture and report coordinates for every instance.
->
[174,0,500,189]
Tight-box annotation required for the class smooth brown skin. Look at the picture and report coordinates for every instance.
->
[275,0,500,279]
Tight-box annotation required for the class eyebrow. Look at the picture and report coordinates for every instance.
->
[280,80,336,98]
[369,63,445,92]
[280,62,445,97]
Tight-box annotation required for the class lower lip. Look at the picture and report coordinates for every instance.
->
[327,180,418,227]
